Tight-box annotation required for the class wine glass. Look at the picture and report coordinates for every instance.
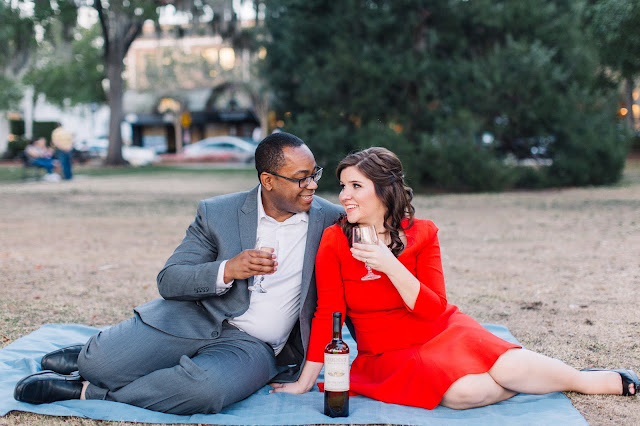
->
[352,225,381,281]
[248,237,278,293]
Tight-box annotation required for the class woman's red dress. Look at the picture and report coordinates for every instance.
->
[306,219,521,409]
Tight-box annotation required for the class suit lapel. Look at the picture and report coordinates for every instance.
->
[238,186,259,293]
[240,186,259,251]
[300,200,325,305]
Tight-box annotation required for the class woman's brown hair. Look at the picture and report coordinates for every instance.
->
[336,147,415,256]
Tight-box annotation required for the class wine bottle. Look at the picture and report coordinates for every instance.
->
[324,311,350,417]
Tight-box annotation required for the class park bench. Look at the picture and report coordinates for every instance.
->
[19,151,47,181]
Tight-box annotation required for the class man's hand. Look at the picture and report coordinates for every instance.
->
[223,248,277,283]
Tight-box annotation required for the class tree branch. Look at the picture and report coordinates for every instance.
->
[123,22,144,57]
[94,0,110,58]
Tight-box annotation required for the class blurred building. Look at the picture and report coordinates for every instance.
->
[0,3,267,156]
[122,20,263,153]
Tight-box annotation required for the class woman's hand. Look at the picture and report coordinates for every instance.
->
[269,361,323,395]
[269,381,313,394]
[351,239,397,274]
[353,239,421,309]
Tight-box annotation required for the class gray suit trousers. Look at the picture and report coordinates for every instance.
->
[77,314,279,414]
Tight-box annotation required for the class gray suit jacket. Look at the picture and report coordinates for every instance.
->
[135,185,343,381]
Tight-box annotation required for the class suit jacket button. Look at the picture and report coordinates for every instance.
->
[210,331,219,338]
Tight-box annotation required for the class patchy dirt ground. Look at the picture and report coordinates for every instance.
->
[1,164,639,425]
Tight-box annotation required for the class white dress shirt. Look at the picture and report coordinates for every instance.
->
[217,187,309,354]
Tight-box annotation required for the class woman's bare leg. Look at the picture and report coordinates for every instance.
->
[80,381,89,400]
[440,372,517,409]
[489,348,627,395]
[441,348,633,409]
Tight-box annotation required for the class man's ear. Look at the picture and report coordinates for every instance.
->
[259,172,273,190]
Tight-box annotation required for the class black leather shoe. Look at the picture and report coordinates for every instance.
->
[14,371,83,404]
[41,345,84,375]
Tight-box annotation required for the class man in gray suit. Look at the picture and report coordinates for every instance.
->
[14,132,343,414]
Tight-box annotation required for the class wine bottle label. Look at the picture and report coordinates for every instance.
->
[324,353,350,392]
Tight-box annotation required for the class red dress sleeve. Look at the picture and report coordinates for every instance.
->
[307,225,347,363]
[403,220,448,319]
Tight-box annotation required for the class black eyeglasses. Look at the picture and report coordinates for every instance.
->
[269,167,323,188]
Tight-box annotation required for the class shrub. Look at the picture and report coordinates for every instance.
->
[6,136,30,158]
[546,90,630,187]
[418,136,515,192]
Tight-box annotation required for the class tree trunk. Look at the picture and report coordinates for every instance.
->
[99,4,142,166]
[105,22,126,165]
[254,95,269,141]
[625,78,636,131]
[0,115,9,156]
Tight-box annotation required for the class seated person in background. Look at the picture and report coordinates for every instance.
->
[271,146,638,410]
[24,137,61,181]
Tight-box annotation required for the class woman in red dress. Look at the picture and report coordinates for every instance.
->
[271,147,637,409]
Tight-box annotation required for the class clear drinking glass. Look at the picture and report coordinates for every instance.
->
[352,225,381,281]
[248,237,278,293]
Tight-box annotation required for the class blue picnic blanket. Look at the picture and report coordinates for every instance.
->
[0,323,587,425]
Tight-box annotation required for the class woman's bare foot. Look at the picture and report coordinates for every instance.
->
[581,368,638,396]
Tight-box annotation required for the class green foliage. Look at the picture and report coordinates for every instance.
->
[587,0,640,80]
[0,0,99,109]
[24,24,106,107]
[0,1,36,70]
[32,0,79,46]
[419,139,515,192]
[262,0,630,191]
[512,166,549,190]
[0,0,37,110]
[417,111,516,192]
[6,136,29,157]
[546,92,630,186]
[0,74,23,110]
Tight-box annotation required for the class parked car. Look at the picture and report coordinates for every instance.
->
[123,146,159,166]
[74,137,158,166]
[74,137,108,160]
[179,136,257,163]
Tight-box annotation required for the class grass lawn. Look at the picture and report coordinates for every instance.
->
[0,161,257,183]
